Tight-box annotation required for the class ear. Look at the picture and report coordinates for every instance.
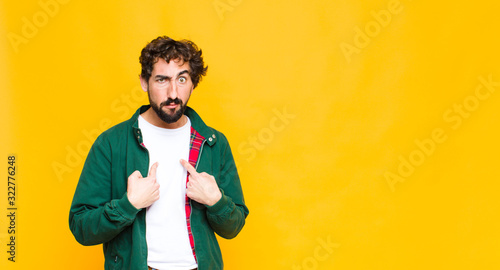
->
[139,76,148,92]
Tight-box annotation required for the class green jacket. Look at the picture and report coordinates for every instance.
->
[69,105,249,270]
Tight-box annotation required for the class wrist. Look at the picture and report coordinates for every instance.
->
[206,189,229,214]
[207,190,222,207]
[119,193,141,218]
[127,193,141,209]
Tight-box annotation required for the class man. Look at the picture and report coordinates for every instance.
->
[69,36,249,270]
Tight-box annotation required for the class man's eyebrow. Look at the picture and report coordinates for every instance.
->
[154,75,171,80]
[177,70,190,77]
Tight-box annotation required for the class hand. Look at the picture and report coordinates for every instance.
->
[127,162,160,209]
[180,159,222,206]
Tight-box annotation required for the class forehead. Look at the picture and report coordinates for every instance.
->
[152,58,190,75]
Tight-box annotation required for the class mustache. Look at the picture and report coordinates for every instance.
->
[160,98,182,107]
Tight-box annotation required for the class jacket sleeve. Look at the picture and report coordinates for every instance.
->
[205,134,249,239]
[69,134,140,246]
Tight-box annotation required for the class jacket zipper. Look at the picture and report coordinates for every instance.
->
[194,139,206,171]
[190,138,206,263]
[138,137,150,267]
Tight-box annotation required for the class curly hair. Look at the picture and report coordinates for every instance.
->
[139,36,208,88]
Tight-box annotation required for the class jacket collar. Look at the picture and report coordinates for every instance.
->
[130,105,217,146]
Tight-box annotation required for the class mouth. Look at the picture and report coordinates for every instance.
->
[163,103,179,109]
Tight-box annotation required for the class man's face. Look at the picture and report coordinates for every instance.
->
[141,58,194,125]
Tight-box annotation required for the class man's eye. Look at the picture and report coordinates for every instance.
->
[157,78,166,83]
[178,77,187,83]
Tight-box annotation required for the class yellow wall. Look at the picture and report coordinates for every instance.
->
[1,0,500,269]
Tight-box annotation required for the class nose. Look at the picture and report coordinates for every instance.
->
[166,80,178,100]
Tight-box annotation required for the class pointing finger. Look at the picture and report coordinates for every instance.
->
[180,159,198,176]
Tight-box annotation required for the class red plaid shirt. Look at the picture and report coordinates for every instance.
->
[185,127,205,262]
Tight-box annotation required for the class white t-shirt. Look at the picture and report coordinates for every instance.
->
[139,115,198,270]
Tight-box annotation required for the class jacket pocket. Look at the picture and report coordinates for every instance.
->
[104,239,123,270]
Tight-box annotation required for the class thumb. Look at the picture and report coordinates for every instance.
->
[149,162,159,179]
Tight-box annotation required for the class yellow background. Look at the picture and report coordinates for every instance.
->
[2,0,500,269]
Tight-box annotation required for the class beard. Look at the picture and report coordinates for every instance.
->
[149,95,189,124]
